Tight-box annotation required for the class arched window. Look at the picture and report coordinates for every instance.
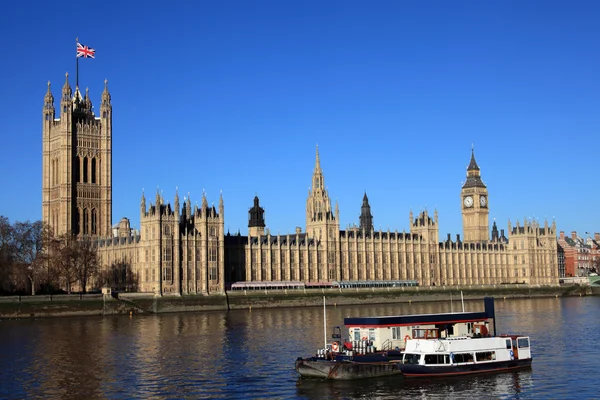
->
[83,157,88,183]
[75,156,81,183]
[91,158,96,184]
[91,209,97,235]
[83,208,88,235]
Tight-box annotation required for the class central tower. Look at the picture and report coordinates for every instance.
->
[306,145,339,240]
[461,148,489,242]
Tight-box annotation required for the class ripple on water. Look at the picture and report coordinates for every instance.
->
[0,297,599,399]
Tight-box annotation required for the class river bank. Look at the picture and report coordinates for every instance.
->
[0,284,592,319]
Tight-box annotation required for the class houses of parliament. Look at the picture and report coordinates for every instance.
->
[42,75,559,295]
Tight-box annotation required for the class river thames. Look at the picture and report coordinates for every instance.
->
[0,296,597,399]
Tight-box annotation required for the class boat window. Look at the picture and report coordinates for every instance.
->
[475,351,496,361]
[424,354,448,365]
[369,329,376,342]
[353,330,361,341]
[392,327,401,340]
[517,338,530,348]
[403,353,421,365]
[412,328,438,339]
[453,353,474,363]
[506,339,512,349]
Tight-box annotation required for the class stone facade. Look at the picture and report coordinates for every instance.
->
[41,77,559,295]
[240,147,559,286]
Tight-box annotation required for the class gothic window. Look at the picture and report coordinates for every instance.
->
[163,247,172,262]
[209,243,218,262]
[75,156,81,183]
[162,266,172,281]
[91,158,96,184]
[83,208,88,235]
[209,266,218,281]
[210,227,216,237]
[164,225,170,236]
[83,157,88,183]
[91,209,97,235]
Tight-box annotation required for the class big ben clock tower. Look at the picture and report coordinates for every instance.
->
[461,148,489,242]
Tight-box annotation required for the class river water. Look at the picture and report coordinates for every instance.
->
[0,296,597,399]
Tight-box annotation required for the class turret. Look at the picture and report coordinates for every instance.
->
[141,190,146,215]
[219,190,224,219]
[359,192,373,233]
[186,195,192,220]
[174,187,180,217]
[60,72,72,124]
[43,81,55,123]
[100,79,112,136]
[248,195,265,237]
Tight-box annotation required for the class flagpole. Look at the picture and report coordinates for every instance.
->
[76,37,79,89]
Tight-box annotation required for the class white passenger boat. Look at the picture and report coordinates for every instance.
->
[399,334,532,377]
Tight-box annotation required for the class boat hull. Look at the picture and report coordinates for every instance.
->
[295,357,404,380]
[399,358,532,378]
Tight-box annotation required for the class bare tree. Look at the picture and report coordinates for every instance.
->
[99,260,138,292]
[11,221,47,295]
[76,236,99,294]
[0,216,14,293]
[51,233,80,294]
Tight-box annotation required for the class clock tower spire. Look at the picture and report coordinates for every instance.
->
[461,147,489,242]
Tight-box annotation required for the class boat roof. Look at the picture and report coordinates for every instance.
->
[344,310,491,328]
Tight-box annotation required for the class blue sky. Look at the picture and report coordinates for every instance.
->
[1,1,599,239]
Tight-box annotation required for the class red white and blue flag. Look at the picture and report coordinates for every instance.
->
[76,42,95,58]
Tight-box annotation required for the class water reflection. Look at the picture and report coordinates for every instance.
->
[0,297,597,399]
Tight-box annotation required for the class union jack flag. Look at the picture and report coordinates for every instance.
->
[76,42,95,58]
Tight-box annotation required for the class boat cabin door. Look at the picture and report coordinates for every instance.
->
[514,337,531,359]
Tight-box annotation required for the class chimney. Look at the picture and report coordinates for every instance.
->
[559,231,565,240]
[571,231,577,240]
[295,227,302,235]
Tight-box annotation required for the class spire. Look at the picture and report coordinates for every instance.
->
[44,81,54,105]
[315,144,321,171]
[141,190,146,214]
[61,72,72,100]
[360,192,373,233]
[186,194,192,218]
[102,78,111,106]
[467,147,480,171]
[462,147,486,189]
[83,87,93,114]
[174,187,180,215]
[219,190,224,216]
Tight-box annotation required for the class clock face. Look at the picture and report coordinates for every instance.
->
[463,196,473,208]
[480,196,487,207]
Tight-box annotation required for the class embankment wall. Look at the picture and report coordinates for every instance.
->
[0,284,591,319]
